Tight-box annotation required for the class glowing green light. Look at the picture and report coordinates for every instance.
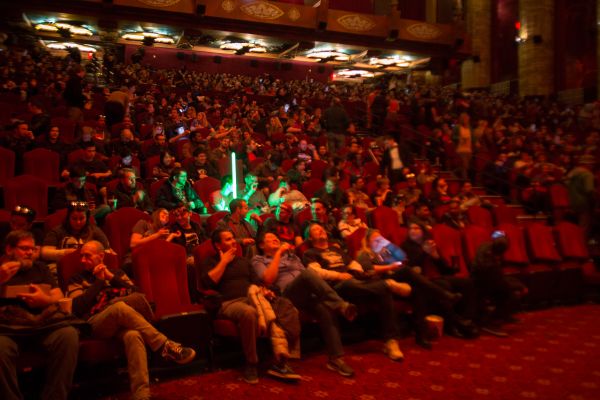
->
[232,152,237,199]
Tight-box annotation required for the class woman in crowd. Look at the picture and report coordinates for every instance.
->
[42,201,111,263]
[153,150,181,180]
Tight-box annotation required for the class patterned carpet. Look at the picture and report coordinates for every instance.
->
[101,304,600,400]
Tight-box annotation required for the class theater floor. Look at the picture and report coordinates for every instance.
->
[89,304,600,400]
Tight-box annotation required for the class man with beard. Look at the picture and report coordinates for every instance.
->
[0,230,79,400]
[111,168,152,212]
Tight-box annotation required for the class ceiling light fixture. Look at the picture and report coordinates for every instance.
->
[336,69,375,78]
[35,22,93,36]
[122,31,174,44]
[44,41,97,52]
[307,50,349,62]
[220,41,266,53]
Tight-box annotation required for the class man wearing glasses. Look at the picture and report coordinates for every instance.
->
[0,230,79,400]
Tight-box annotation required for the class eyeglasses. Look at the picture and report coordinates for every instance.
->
[68,201,89,211]
[16,245,37,252]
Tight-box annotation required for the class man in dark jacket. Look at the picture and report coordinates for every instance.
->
[111,168,152,212]
[322,98,349,152]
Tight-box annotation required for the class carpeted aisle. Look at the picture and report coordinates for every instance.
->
[102,305,600,400]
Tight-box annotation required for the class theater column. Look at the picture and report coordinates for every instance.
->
[518,0,554,96]
[460,0,491,90]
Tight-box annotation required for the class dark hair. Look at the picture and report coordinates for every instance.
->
[255,230,277,255]
[192,146,207,157]
[211,227,233,251]
[64,202,93,238]
[220,174,232,187]
[4,230,34,248]
[169,167,186,181]
[229,198,245,213]
[160,150,175,165]
[305,221,326,241]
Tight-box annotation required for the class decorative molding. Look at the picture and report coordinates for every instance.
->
[405,23,442,40]
[221,0,237,13]
[240,1,284,20]
[337,14,376,32]
[136,0,181,6]
[288,7,301,21]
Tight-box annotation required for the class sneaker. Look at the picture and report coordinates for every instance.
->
[267,363,301,381]
[161,340,196,364]
[243,364,259,384]
[339,302,358,321]
[326,357,355,377]
[383,339,404,361]
[481,325,509,338]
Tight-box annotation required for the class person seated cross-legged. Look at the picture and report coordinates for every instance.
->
[67,241,196,400]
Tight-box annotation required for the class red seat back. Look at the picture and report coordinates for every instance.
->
[23,148,60,183]
[132,240,192,318]
[144,155,160,180]
[3,175,49,218]
[492,204,519,225]
[554,221,589,260]
[0,147,16,184]
[549,184,570,208]
[525,223,562,263]
[310,159,328,180]
[150,178,168,203]
[206,211,229,232]
[431,224,469,278]
[302,178,325,199]
[462,225,492,266]
[345,227,367,259]
[193,177,221,213]
[294,207,313,232]
[104,207,151,263]
[466,205,494,229]
[497,223,530,264]
[281,159,295,172]
[370,206,406,246]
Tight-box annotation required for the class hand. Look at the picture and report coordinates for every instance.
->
[93,264,113,281]
[279,242,293,254]
[423,240,437,255]
[390,261,403,271]
[250,213,262,224]
[18,284,51,309]
[219,247,237,264]
[339,272,354,281]
[241,238,255,246]
[167,231,182,241]
[156,228,171,238]
[62,248,77,257]
[0,261,21,284]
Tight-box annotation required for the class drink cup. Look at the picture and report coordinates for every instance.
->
[425,315,444,339]
[58,297,73,314]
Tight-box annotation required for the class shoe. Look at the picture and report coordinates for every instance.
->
[267,362,301,381]
[415,336,433,350]
[383,339,404,361]
[243,364,259,384]
[446,325,466,339]
[443,292,463,308]
[339,302,357,321]
[326,357,355,377]
[161,340,196,364]
[481,325,509,338]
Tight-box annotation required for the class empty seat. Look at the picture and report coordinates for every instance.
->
[370,206,407,246]
[23,148,60,183]
[302,178,325,199]
[104,207,151,264]
[431,224,469,278]
[466,205,493,229]
[3,175,49,218]
[0,146,16,184]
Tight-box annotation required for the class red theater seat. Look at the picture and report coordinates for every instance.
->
[431,224,469,278]
[104,207,151,264]
[23,148,60,183]
[3,175,49,219]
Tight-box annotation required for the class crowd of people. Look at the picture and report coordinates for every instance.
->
[0,44,598,399]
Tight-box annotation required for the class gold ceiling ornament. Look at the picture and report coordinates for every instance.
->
[221,0,237,13]
[405,23,442,40]
[287,7,301,21]
[136,0,181,7]
[337,14,376,32]
[240,1,284,20]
